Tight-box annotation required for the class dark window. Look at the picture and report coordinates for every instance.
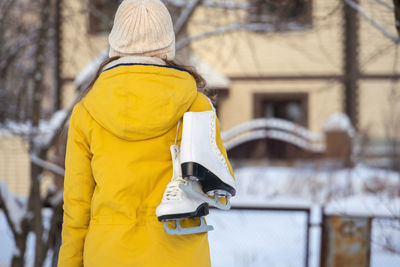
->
[252,93,309,159]
[248,0,312,32]
[254,93,308,126]
[88,0,120,34]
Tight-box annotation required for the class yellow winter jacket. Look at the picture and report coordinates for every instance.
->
[58,59,234,267]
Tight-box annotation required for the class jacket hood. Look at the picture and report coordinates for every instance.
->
[82,56,197,141]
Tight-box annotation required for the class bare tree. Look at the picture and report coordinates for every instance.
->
[1,0,400,266]
[0,0,72,266]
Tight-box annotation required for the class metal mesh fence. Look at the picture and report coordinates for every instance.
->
[370,217,400,267]
[207,209,309,267]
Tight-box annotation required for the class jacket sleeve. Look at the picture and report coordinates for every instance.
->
[58,103,95,267]
[188,93,235,178]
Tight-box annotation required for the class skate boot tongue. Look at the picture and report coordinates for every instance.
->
[163,178,187,201]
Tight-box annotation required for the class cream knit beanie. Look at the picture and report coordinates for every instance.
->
[108,0,175,60]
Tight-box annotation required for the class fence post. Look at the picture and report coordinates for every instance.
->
[320,215,371,267]
[323,113,355,168]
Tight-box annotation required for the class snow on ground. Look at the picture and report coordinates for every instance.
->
[371,218,400,267]
[0,164,399,266]
[206,164,400,267]
[231,164,400,216]
[208,210,307,267]
[0,181,28,233]
[207,209,400,267]
[0,209,53,267]
[0,211,14,267]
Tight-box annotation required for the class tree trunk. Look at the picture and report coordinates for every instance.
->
[394,0,400,38]
[11,233,27,267]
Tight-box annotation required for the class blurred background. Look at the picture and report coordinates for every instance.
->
[0,0,400,266]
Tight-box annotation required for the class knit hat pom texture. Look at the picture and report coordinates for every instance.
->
[108,0,175,60]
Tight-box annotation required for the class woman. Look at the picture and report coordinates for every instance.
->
[57,0,234,266]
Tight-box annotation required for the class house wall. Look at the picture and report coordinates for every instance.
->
[0,0,392,196]
[219,80,343,133]
[188,0,342,76]
[61,0,108,106]
[0,137,30,196]
[59,0,400,139]
[359,80,400,140]
[188,0,399,140]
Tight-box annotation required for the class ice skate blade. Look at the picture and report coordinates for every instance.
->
[157,203,209,222]
[181,162,236,196]
[179,183,231,211]
[163,217,214,235]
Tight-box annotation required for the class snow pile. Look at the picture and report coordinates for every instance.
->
[323,113,355,136]
[232,164,400,217]
[0,181,28,233]
[38,110,68,135]
[34,110,68,147]
[75,48,108,87]
[0,109,68,149]
[0,120,32,137]
[49,189,63,207]
[0,210,53,267]
[225,164,400,266]
[208,210,307,267]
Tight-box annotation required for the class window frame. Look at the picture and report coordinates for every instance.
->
[247,0,313,32]
[253,92,309,127]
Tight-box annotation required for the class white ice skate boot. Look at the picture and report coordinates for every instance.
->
[156,145,214,235]
[179,110,236,210]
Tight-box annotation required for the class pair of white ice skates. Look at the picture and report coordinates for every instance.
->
[156,110,236,235]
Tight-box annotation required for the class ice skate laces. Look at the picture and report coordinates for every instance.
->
[163,178,187,201]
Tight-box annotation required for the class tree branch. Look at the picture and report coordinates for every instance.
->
[42,202,63,265]
[164,0,248,9]
[174,0,203,35]
[30,154,65,177]
[377,0,394,10]
[0,181,18,236]
[30,0,52,127]
[345,0,400,43]
[176,23,289,50]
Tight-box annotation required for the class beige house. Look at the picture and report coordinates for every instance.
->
[1,0,399,195]
[61,0,399,136]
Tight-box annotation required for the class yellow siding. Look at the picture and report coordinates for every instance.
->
[359,80,400,139]
[219,80,343,133]
[60,0,400,140]
[189,0,342,75]
[62,0,107,79]
[0,137,30,196]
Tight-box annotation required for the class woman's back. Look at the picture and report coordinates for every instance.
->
[57,1,236,265]
[58,57,215,266]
